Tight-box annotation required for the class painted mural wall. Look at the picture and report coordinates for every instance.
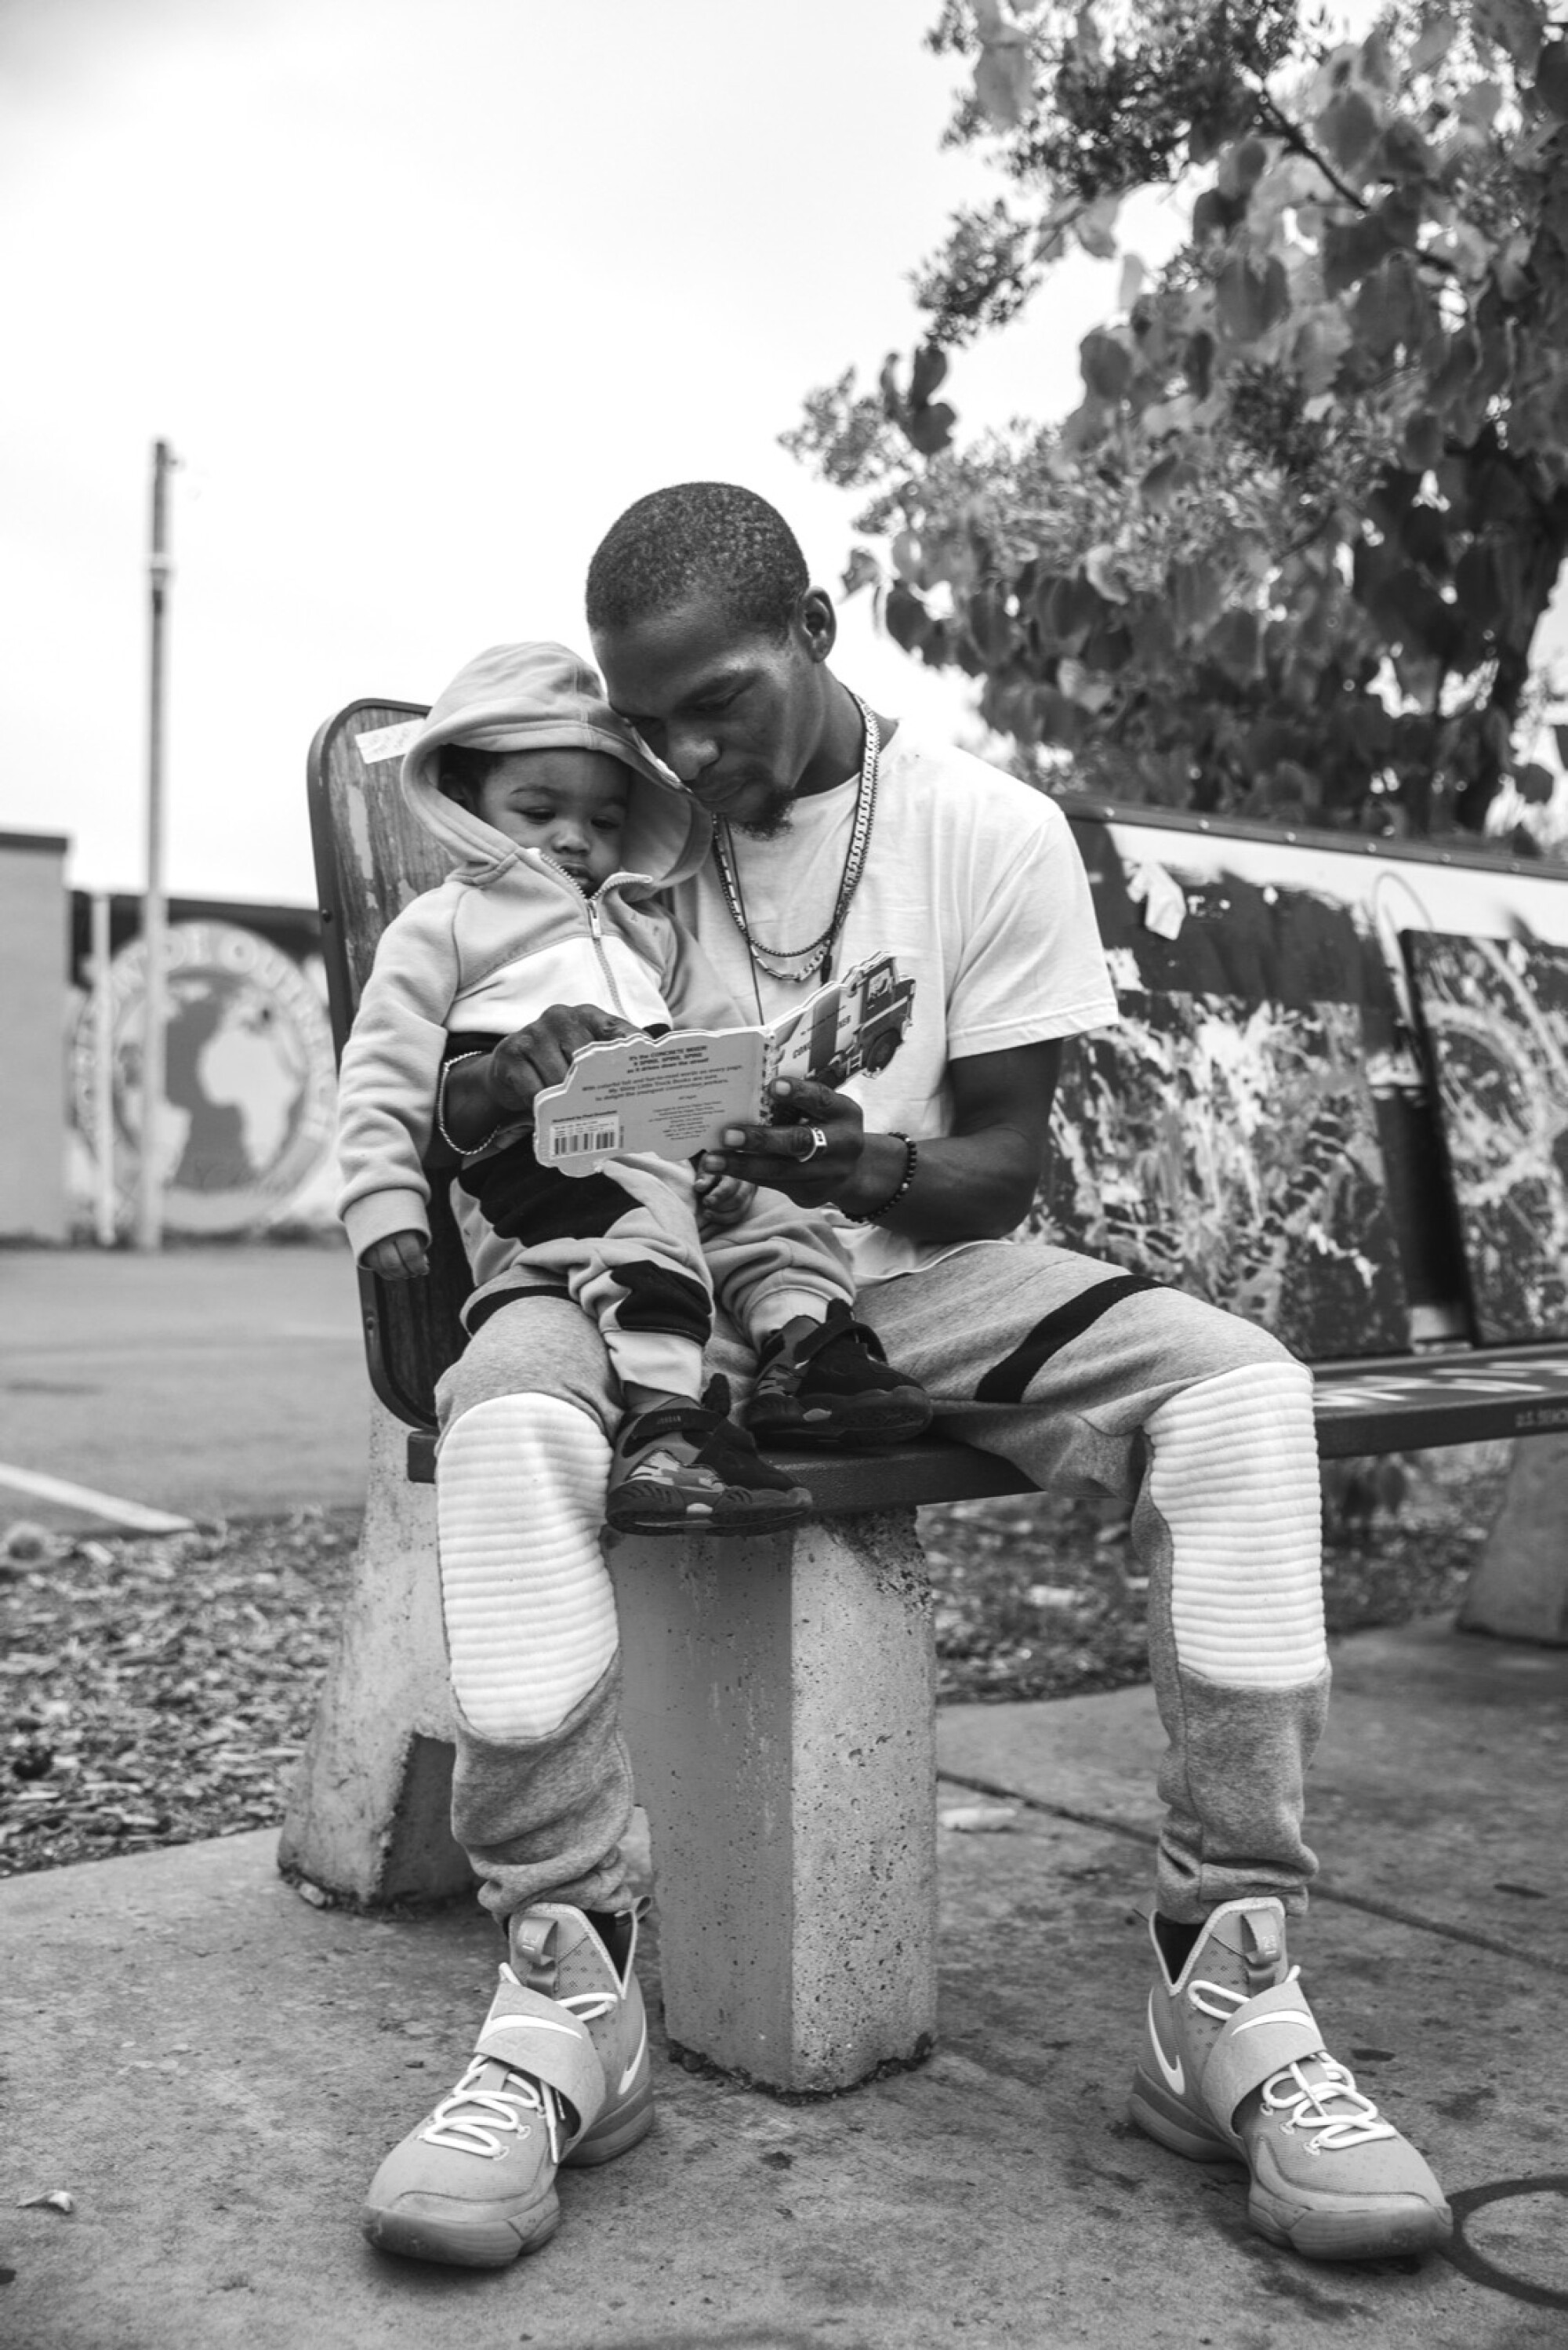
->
[65,895,339,1238]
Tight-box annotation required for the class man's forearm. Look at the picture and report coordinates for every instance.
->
[836,1125,1042,1244]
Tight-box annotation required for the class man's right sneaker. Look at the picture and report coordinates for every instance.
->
[1128,1898,1452,2262]
[362,1901,653,2268]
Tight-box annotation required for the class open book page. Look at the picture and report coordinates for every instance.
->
[532,953,915,1176]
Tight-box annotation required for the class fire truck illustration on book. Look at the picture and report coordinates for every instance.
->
[786,953,917,1089]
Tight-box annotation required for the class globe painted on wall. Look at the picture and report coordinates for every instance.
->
[71,921,337,1233]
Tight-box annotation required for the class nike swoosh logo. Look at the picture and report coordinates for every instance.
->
[1146,1993,1185,2097]
[618,2017,648,2099]
[478,2014,584,2046]
[1232,2009,1316,2036]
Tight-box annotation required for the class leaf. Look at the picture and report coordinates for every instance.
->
[840,547,881,601]
[908,341,949,409]
[1076,193,1122,259]
[884,583,931,655]
[1515,761,1556,803]
[1172,558,1223,634]
[1080,329,1132,403]
[1084,545,1129,602]
[1402,412,1444,471]
[1475,0,1543,74]
[1318,89,1381,175]
[1458,78,1504,125]
[906,401,956,456]
[1411,13,1458,73]
[1209,608,1261,682]
[1555,723,1568,767]
[1351,256,1422,359]
[971,0,1034,129]
[1139,454,1183,512]
[1322,213,1394,297]
[1538,42,1568,120]
[1216,255,1290,343]
[1117,252,1147,311]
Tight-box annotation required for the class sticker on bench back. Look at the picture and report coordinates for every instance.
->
[356,719,424,766]
[547,1113,624,1161]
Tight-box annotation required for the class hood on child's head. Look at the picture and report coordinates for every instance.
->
[400,640,710,890]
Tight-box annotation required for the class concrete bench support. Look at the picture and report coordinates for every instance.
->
[278,1401,472,1905]
[280,1415,938,2092]
[1459,1432,1568,1645]
[613,1509,937,2094]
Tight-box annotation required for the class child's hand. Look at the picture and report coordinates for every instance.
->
[695,1173,756,1233]
[364,1230,430,1281]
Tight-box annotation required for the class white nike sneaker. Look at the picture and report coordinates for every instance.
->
[362,1902,654,2268]
[1128,1898,1451,2261]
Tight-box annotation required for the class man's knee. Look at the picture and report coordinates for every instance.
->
[436,1291,618,1435]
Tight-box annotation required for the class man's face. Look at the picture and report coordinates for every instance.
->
[593,592,828,836]
[474,748,628,892]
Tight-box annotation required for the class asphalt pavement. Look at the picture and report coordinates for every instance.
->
[0,1241,368,1530]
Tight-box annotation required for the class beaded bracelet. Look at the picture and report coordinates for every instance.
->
[435,1052,502,1158]
[844,1132,917,1226]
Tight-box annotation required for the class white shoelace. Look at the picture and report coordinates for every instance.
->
[420,1984,622,2163]
[423,2059,564,2163]
[1189,1965,1396,2151]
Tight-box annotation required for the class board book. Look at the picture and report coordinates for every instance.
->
[532,953,916,1176]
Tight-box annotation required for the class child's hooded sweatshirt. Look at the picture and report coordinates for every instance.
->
[336,641,746,1289]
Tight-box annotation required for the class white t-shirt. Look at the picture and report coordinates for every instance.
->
[667,722,1120,1279]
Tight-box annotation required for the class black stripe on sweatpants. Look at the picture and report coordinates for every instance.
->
[973,1272,1163,1404]
[463,1283,572,1338]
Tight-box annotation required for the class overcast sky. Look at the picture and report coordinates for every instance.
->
[3,0,1168,901]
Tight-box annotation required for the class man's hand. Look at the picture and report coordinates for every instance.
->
[699,1077,869,1211]
[364,1229,430,1281]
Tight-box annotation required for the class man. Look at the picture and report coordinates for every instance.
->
[361,485,1450,2273]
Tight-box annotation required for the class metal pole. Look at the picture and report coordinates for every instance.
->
[136,438,175,1251]
[89,891,117,1247]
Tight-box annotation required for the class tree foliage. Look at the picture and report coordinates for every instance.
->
[785,1,1568,843]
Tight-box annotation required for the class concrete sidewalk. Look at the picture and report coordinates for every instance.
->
[2,1616,1566,2350]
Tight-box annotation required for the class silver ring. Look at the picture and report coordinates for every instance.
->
[800,1125,829,1162]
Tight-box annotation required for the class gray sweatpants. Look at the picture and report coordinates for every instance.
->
[434,1239,1328,1928]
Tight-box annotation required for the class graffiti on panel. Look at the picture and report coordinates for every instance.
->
[1034,989,1410,1359]
[1405,932,1568,1345]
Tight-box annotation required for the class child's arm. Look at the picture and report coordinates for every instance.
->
[336,903,459,1269]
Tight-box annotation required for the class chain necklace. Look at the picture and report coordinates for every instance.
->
[713,691,879,986]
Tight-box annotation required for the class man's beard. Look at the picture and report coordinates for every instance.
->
[732,788,794,841]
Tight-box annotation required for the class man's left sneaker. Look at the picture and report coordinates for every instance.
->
[1127,1897,1452,2262]
[742,1300,933,1447]
[362,1902,652,2267]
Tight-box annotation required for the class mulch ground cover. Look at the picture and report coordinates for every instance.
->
[0,1455,1507,1880]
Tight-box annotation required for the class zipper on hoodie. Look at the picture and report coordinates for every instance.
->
[540,852,629,1019]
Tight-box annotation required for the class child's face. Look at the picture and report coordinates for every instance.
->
[474,749,630,892]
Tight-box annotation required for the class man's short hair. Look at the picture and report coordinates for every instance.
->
[585,482,809,641]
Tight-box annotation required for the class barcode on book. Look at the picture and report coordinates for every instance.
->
[549,1116,622,1160]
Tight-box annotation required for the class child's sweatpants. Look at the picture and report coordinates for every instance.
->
[471,1150,850,1401]
[433,1238,1329,1934]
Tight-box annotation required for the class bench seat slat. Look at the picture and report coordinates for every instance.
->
[401,1341,1568,1497]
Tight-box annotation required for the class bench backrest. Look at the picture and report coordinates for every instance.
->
[309,699,1568,1432]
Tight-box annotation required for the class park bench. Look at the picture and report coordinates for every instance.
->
[281,696,1568,2093]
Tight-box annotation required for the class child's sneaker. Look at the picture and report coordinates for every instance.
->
[604,1375,813,1536]
[362,1903,652,2268]
[1127,1898,1451,2262]
[742,1300,934,1447]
